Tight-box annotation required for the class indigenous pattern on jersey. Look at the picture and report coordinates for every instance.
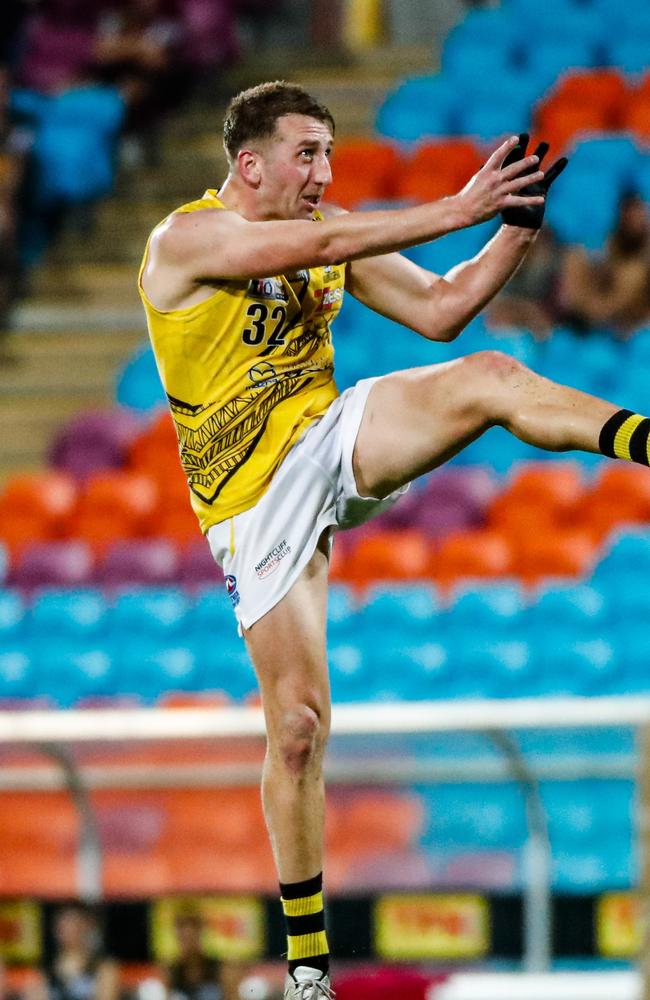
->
[138,191,344,532]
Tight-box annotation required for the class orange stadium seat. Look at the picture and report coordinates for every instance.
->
[622,96,650,142]
[548,69,628,127]
[513,528,597,587]
[129,412,181,473]
[577,464,650,539]
[330,791,424,854]
[72,471,159,543]
[0,470,77,524]
[432,528,514,591]
[326,138,401,208]
[0,473,78,557]
[156,507,203,544]
[534,101,608,154]
[346,529,433,588]
[167,842,276,894]
[395,139,483,203]
[487,462,585,538]
[0,511,53,562]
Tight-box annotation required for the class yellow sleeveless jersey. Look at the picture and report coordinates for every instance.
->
[138,191,344,533]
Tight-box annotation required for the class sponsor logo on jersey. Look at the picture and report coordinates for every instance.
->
[314,286,343,312]
[225,574,240,607]
[254,539,292,579]
[248,277,288,302]
[322,265,340,280]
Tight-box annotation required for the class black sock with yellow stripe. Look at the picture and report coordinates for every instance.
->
[280,872,329,977]
[599,409,650,465]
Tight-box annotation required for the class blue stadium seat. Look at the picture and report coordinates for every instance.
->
[542,779,633,844]
[456,104,530,142]
[30,588,107,638]
[116,345,166,412]
[0,644,37,700]
[116,641,200,703]
[452,638,532,699]
[34,639,117,707]
[544,165,624,249]
[370,640,454,701]
[108,588,190,637]
[358,584,440,639]
[193,636,257,701]
[329,642,370,702]
[528,634,616,695]
[521,39,599,91]
[528,584,607,635]
[327,583,358,641]
[421,782,527,849]
[448,583,526,636]
[595,528,650,580]
[375,77,459,141]
[605,39,650,74]
[406,222,497,275]
[552,843,634,891]
[442,38,520,82]
[633,158,650,208]
[0,590,26,641]
[188,586,239,638]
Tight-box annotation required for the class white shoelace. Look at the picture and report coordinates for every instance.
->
[294,977,336,1000]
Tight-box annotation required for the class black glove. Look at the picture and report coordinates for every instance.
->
[501,132,568,229]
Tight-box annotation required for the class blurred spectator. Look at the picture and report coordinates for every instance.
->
[160,911,243,1000]
[0,63,30,330]
[0,1,30,68]
[26,903,120,1000]
[0,957,21,1000]
[487,226,565,339]
[558,190,650,336]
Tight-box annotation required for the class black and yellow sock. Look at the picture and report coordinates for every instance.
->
[599,409,650,466]
[280,871,329,977]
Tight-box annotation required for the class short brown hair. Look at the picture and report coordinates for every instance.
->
[223,80,335,162]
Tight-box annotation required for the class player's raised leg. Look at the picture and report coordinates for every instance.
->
[243,539,333,1000]
[352,350,644,498]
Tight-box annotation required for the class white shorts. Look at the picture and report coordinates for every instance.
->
[207,377,408,630]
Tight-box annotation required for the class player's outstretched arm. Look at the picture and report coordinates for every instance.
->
[347,134,569,342]
[149,136,543,284]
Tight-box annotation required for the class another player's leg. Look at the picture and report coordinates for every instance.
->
[243,537,334,1000]
[352,350,646,498]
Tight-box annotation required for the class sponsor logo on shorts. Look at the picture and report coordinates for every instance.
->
[225,574,240,608]
[255,539,291,579]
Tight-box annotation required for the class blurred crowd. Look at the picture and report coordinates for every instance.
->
[0,904,270,1000]
[488,189,650,339]
[0,0,271,325]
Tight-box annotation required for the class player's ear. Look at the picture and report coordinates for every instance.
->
[237,148,262,187]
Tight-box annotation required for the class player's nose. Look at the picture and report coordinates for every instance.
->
[313,153,332,186]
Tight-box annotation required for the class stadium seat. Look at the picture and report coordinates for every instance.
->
[395,139,482,203]
[346,529,433,588]
[327,583,358,640]
[176,539,224,588]
[96,538,179,588]
[528,584,606,634]
[30,588,107,638]
[357,583,440,638]
[375,76,460,141]
[108,588,190,637]
[329,642,370,702]
[186,584,236,638]
[432,529,514,591]
[0,644,38,700]
[448,583,525,635]
[540,69,628,128]
[116,345,165,411]
[0,589,26,640]
[421,782,526,850]
[513,529,597,587]
[75,470,159,534]
[327,138,401,208]
[10,540,95,591]
[50,408,143,481]
[114,641,199,703]
[40,640,118,706]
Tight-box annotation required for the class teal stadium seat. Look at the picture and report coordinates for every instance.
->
[108,588,190,638]
[0,590,26,641]
[30,588,107,639]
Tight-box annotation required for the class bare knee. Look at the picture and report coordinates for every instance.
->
[464,350,531,421]
[274,703,328,777]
